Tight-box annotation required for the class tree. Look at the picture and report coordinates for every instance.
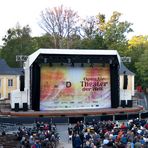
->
[135,49,148,89]
[80,35,106,49]
[1,24,37,67]
[128,36,148,66]
[96,11,133,55]
[127,35,148,88]
[39,5,79,48]
[33,34,55,49]
[80,16,97,39]
[78,16,105,49]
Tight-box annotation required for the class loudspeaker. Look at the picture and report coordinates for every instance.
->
[14,103,19,112]
[23,103,28,111]
[121,100,126,108]
[127,100,133,107]
[20,75,25,91]
[123,74,128,89]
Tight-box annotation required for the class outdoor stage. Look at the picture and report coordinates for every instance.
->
[0,106,143,117]
[10,49,139,120]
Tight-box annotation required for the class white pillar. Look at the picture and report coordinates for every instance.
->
[131,76,135,96]
[3,77,6,98]
[24,60,30,108]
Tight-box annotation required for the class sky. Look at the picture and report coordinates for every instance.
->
[0,0,148,45]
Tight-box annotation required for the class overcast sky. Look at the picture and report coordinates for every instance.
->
[0,0,148,45]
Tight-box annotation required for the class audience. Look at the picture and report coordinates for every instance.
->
[1,118,148,147]
[69,119,148,148]
[16,121,59,148]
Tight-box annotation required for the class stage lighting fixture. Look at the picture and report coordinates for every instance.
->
[44,58,48,63]
[90,63,93,67]
[49,63,53,67]
[81,63,84,67]
[109,59,112,64]
[71,63,74,67]
[68,58,71,64]
[102,63,105,67]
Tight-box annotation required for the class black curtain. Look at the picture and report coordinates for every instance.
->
[20,75,25,91]
[123,74,128,89]
[31,63,40,111]
[110,64,120,108]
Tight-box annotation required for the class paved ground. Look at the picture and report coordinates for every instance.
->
[56,124,72,148]
[57,141,72,148]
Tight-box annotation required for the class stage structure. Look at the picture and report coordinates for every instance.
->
[11,49,121,111]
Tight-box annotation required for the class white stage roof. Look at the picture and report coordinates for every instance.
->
[26,48,121,67]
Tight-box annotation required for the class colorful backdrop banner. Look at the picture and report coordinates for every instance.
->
[40,64,111,110]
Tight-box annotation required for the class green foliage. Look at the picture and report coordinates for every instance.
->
[80,35,106,49]
[96,11,133,55]
[135,49,148,88]
[1,24,37,67]
[33,34,55,49]
[127,36,148,88]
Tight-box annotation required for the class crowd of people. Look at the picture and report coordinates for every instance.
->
[69,118,148,148]
[17,121,59,148]
[1,118,148,148]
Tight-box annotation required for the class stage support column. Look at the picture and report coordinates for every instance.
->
[113,115,115,122]
[139,113,141,120]
[31,62,40,111]
[110,64,120,108]
[84,116,86,124]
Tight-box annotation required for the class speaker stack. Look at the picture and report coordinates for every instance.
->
[121,100,133,108]
[121,100,126,108]
[127,100,133,107]
[14,103,19,112]
[23,103,28,111]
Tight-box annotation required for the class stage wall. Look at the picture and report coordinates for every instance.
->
[40,64,111,110]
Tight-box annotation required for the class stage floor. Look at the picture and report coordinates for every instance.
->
[0,106,144,117]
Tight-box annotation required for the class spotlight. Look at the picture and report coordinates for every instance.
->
[102,63,105,67]
[71,63,74,67]
[90,63,93,67]
[109,59,112,64]
[44,58,48,63]
[49,63,53,67]
[68,58,71,64]
[81,63,84,67]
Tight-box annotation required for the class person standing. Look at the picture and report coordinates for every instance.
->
[73,133,82,148]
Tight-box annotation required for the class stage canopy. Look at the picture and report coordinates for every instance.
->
[26,49,121,67]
